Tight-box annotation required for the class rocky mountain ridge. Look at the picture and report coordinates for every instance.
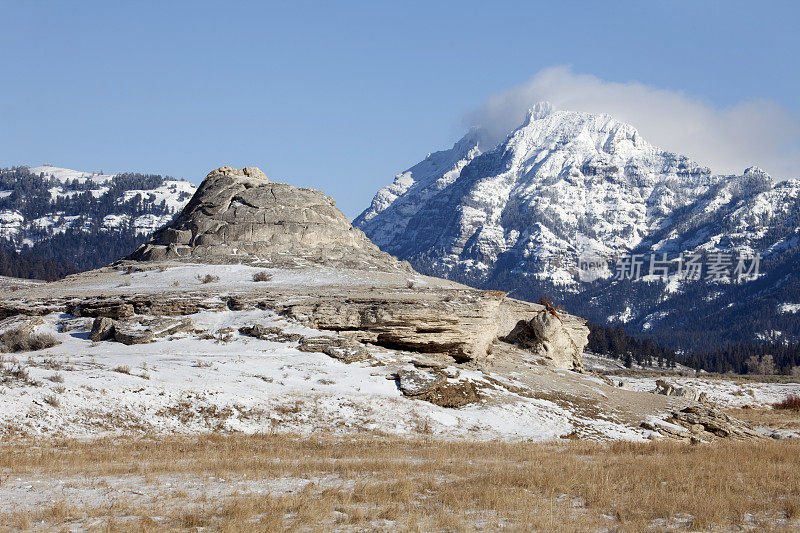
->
[355,103,800,353]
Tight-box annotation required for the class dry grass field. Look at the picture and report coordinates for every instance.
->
[0,432,799,532]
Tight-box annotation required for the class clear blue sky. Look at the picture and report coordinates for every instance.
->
[1,1,798,218]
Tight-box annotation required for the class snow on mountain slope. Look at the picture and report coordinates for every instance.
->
[29,165,116,184]
[356,103,800,351]
[354,128,483,248]
[357,102,716,286]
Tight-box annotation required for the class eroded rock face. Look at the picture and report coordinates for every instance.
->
[279,292,507,362]
[130,166,407,271]
[499,307,587,371]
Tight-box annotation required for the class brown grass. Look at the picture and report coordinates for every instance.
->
[196,274,220,284]
[729,406,800,431]
[0,434,798,531]
[774,394,800,411]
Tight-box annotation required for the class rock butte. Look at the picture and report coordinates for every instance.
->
[130,166,406,271]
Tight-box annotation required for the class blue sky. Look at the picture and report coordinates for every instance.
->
[1,1,798,218]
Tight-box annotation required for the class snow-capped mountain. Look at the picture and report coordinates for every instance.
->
[355,103,800,351]
[0,165,196,274]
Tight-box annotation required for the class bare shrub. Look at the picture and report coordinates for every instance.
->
[252,271,273,282]
[196,274,220,284]
[47,373,64,383]
[113,365,132,375]
[773,394,800,411]
[0,364,39,386]
[41,358,62,370]
[0,330,60,353]
[43,394,60,408]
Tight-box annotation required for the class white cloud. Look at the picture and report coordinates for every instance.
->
[466,66,800,179]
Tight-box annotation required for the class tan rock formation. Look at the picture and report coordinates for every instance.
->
[130,166,407,271]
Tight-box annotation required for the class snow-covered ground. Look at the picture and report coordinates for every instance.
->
[0,308,631,441]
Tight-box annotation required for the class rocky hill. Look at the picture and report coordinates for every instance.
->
[355,103,800,354]
[0,165,196,276]
[131,166,402,271]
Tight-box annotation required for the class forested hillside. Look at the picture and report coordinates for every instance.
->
[0,166,196,277]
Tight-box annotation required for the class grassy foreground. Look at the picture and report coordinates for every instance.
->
[0,433,798,532]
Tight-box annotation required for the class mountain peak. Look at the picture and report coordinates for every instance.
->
[524,101,555,123]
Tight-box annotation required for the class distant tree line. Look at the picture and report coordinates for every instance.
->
[0,247,77,281]
[684,343,800,376]
[587,321,678,369]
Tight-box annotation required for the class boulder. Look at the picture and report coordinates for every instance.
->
[654,379,707,402]
[297,336,370,363]
[500,306,587,371]
[89,316,117,341]
[396,367,446,396]
[113,317,194,345]
[239,324,302,343]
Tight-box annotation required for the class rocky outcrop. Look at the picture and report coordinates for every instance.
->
[654,379,707,403]
[0,164,591,369]
[297,336,370,363]
[498,302,587,371]
[2,282,589,367]
[89,315,194,345]
[643,405,766,441]
[130,166,407,271]
[279,291,508,362]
